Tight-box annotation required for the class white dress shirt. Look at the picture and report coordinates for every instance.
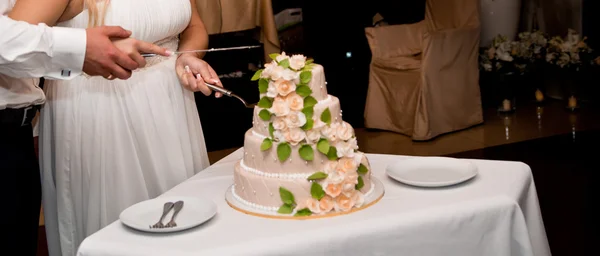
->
[0,1,86,110]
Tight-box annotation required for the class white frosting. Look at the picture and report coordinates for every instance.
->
[233,181,376,213]
[240,159,311,179]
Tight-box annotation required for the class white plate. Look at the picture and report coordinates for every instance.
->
[386,157,478,187]
[119,196,217,233]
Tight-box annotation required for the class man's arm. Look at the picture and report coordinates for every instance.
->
[0,15,88,79]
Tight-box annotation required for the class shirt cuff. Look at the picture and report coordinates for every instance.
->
[46,27,86,80]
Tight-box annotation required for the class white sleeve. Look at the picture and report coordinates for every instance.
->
[0,15,86,80]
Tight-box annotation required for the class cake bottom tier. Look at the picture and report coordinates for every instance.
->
[233,161,373,213]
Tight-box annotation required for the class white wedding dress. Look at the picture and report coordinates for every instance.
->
[39,1,210,255]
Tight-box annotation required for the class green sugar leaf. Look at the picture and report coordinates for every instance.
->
[317,138,330,155]
[306,59,314,65]
[294,208,312,217]
[257,96,273,108]
[300,71,312,84]
[301,119,314,131]
[268,122,275,138]
[251,69,263,81]
[258,109,272,121]
[307,172,328,181]
[310,182,326,200]
[260,138,273,151]
[357,164,369,175]
[295,85,312,98]
[277,142,292,162]
[258,78,269,93]
[326,146,338,161]
[355,176,364,190]
[304,96,318,108]
[298,145,314,161]
[277,203,293,214]
[269,53,280,61]
[279,187,295,205]
[279,59,290,69]
[301,106,314,119]
[320,108,331,125]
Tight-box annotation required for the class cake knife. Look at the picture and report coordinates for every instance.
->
[141,45,261,58]
[204,82,256,108]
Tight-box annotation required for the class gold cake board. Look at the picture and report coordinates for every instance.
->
[225,177,385,220]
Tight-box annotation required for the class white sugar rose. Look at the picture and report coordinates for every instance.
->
[336,121,354,141]
[270,97,290,117]
[335,138,358,158]
[261,60,277,78]
[281,69,300,84]
[266,81,278,98]
[274,79,296,96]
[285,92,304,111]
[342,181,356,197]
[272,116,287,130]
[276,51,289,62]
[319,196,335,213]
[320,123,339,142]
[334,194,355,212]
[352,191,365,208]
[352,152,364,166]
[305,198,321,214]
[305,128,321,143]
[284,111,307,128]
[273,130,286,142]
[289,54,307,70]
[269,65,286,81]
[284,128,306,146]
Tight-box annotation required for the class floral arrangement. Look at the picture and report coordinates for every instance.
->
[545,29,594,70]
[251,52,369,216]
[480,31,548,73]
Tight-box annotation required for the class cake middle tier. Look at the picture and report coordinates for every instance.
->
[252,95,342,138]
[243,129,336,174]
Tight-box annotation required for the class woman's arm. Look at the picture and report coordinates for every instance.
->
[178,0,209,58]
[175,0,222,96]
[8,0,72,26]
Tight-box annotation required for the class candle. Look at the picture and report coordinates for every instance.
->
[535,89,544,102]
[568,96,577,108]
[502,99,511,111]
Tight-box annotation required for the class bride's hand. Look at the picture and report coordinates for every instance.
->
[175,53,223,97]
[111,38,170,70]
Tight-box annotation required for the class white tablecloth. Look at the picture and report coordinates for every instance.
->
[77,149,551,256]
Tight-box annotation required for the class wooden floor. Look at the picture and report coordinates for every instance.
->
[36,99,600,255]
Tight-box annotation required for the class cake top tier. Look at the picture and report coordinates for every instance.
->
[252,52,328,101]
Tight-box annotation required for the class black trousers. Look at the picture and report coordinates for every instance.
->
[0,122,41,255]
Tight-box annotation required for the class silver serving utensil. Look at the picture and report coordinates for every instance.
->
[150,202,174,229]
[165,201,184,228]
[141,45,261,58]
[205,83,256,108]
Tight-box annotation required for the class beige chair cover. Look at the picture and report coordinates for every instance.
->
[364,0,483,140]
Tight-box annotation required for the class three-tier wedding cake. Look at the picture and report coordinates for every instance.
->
[228,52,379,217]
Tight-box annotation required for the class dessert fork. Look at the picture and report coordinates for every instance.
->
[165,201,184,228]
[150,202,174,229]
[205,83,256,108]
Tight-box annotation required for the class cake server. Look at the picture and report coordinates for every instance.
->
[205,82,256,108]
[141,45,261,58]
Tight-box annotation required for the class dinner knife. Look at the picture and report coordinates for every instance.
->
[141,45,261,58]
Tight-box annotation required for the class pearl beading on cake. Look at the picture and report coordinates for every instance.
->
[232,185,279,212]
[240,160,311,179]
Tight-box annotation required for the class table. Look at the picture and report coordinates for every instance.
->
[77,149,551,256]
[195,0,280,61]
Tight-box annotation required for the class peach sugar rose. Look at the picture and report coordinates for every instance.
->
[336,121,354,141]
[272,116,287,130]
[274,79,296,96]
[283,127,306,145]
[270,97,290,117]
[276,51,289,62]
[285,92,304,111]
[324,182,342,198]
[319,196,335,213]
[305,128,321,143]
[352,191,365,208]
[336,157,358,174]
[305,198,321,214]
[320,122,339,142]
[334,194,355,212]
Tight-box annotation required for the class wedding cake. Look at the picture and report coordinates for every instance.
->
[230,52,375,217]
